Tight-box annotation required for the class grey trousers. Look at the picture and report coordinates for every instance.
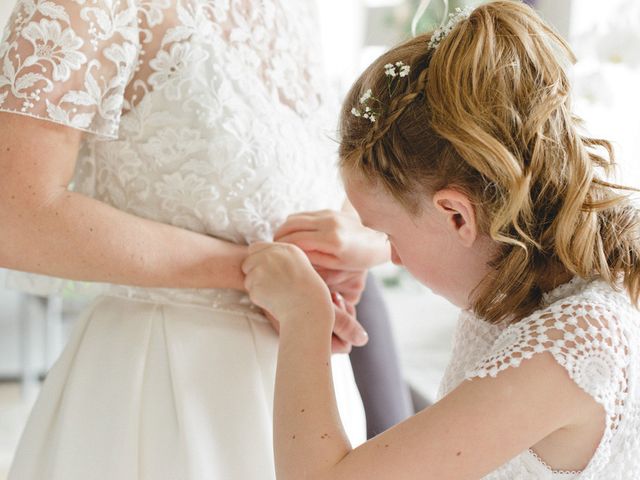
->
[350,273,414,438]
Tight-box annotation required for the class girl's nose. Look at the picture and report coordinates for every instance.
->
[390,245,403,266]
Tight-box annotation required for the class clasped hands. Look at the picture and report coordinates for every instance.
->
[246,209,389,354]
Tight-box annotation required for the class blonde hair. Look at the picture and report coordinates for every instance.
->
[339,0,640,324]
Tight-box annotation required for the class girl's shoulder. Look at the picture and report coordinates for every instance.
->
[467,276,637,414]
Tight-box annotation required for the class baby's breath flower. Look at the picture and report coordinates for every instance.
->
[363,111,376,123]
[351,60,410,122]
[359,88,372,104]
[427,7,473,50]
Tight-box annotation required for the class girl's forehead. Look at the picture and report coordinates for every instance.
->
[344,175,406,225]
[343,172,382,205]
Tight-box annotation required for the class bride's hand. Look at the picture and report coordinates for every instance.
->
[273,210,389,272]
[242,242,368,348]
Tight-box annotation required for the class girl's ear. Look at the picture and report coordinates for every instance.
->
[432,189,478,247]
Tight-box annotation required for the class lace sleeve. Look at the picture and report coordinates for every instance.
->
[467,301,630,430]
[0,0,140,138]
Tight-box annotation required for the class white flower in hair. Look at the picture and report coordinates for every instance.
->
[351,62,411,123]
[427,6,473,50]
[359,88,373,103]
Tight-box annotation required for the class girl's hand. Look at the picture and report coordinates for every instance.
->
[242,242,369,346]
[315,267,368,305]
[274,210,389,272]
[262,294,364,354]
[242,242,329,324]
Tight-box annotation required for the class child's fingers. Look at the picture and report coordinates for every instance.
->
[241,254,258,275]
[307,251,343,270]
[242,242,276,275]
[331,334,352,354]
[330,274,367,304]
[262,310,281,334]
[243,268,264,296]
[318,268,356,286]
[331,291,346,310]
[247,241,274,255]
[333,306,369,347]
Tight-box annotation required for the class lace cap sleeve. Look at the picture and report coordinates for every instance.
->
[467,298,630,423]
[0,0,140,138]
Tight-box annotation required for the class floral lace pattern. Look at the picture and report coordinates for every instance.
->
[438,278,640,479]
[0,0,344,313]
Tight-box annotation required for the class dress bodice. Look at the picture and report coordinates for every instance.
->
[438,277,640,479]
[0,0,344,315]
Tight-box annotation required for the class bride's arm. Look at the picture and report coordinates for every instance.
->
[0,113,246,291]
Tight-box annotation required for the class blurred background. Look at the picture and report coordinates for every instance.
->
[0,0,639,477]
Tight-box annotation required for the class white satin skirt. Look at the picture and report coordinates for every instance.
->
[9,295,366,479]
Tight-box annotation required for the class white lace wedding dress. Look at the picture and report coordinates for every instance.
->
[0,1,366,478]
[438,276,640,479]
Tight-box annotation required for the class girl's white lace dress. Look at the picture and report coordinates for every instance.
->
[0,1,366,478]
[438,276,640,479]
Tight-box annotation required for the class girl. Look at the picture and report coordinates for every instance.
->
[243,1,640,479]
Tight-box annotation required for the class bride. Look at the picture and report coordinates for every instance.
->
[0,1,394,478]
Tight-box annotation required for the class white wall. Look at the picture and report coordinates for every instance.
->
[536,0,573,39]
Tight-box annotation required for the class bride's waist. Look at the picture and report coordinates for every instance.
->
[1,269,265,319]
[103,284,265,320]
